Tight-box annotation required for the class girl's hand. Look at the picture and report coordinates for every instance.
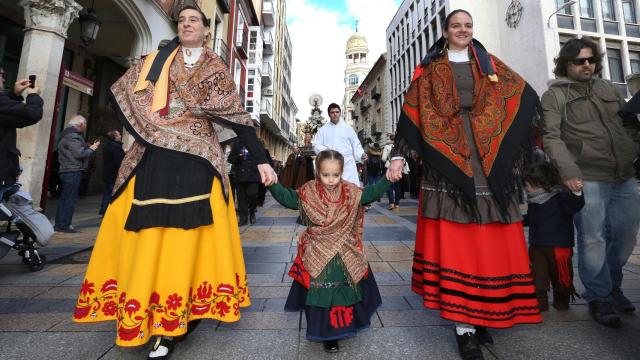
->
[258,163,278,186]
[386,159,404,182]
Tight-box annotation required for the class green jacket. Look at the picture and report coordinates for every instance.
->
[541,78,639,182]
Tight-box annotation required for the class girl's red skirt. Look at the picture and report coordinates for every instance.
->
[412,213,542,328]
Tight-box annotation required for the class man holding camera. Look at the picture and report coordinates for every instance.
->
[0,67,43,188]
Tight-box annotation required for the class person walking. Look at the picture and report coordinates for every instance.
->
[542,37,640,327]
[386,9,542,360]
[99,129,124,215]
[55,115,99,232]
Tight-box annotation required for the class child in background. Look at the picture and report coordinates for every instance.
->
[524,162,585,311]
[268,150,390,353]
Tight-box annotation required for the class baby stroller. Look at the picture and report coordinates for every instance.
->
[0,184,54,271]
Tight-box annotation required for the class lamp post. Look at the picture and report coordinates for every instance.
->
[547,0,577,28]
[79,1,100,45]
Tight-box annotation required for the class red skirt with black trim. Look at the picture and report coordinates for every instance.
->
[412,214,542,328]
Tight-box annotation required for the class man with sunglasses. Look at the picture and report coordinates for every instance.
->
[0,66,43,188]
[542,38,640,328]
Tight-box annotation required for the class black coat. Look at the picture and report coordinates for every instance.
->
[0,92,43,186]
[525,191,585,248]
[228,142,261,183]
[102,139,125,184]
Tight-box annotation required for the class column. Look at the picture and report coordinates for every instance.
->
[16,0,82,207]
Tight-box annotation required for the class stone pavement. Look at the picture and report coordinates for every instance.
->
[1,194,640,359]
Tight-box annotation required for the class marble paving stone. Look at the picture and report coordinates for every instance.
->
[377,310,449,327]
[245,245,292,253]
[377,285,417,297]
[247,273,285,285]
[0,298,75,314]
[400,215,418,224]
[0,285,52,299]
[371,272,405,285]
[244,252,293,263]
[245,263,286,275]
[59,274,85,285]
[297,326,460,360]
[364,227,415,242]
[373,243,413,252]
[379,252,413,261]
[0,313,68,331]
[48,317,116,332]
[253,217,298,226]
[489,321,640,359]
[404,294,426,310]
[0,332,114,360]
[369,261,393,272]
[388,261,413,272]
[249,286,291,299]
[378,296,411,311]
[217,312,300,330]
[242,298,267,312]
[33,285,81,299]
[262,298,287,312]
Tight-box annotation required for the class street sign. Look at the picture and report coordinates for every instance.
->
[62,70,94,96]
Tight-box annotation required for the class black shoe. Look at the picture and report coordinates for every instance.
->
[589,300,621,328]
[475,326,493,345]
[238,218,248,226]
[323,340,339,353]
[249,212,256,224]
[612,287,636,313]
[148,336,176,359]
[455,332,484,360]
[54,227,79,233]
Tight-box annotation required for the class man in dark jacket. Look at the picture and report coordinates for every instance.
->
[542,38,640,327]
[0,67,43,188]
[54,115,100,232]
[228,141,261,225]
[99,129,125,215]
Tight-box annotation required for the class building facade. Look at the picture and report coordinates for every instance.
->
[343,31,370,127]
[350,53,390,143]
[386,0,640,127]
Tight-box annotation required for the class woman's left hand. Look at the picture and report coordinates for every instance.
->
[258,163,278,186]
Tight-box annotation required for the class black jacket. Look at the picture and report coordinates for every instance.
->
[525,191,585,248]
[0,91,43,186]
[228,142,262,183]
[102,139,125,184]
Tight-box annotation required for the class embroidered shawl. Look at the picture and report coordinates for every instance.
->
[395,40,539,213]
[297,180,367,283]
[109,45,254,199]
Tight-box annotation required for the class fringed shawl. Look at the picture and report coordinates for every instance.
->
[109,38,254,200]
[395,39,540,215]
[297,180,367,283]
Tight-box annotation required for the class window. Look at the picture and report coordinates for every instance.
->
[580,0,594,17]
[348,74,359,86]
[556,0,573,15]
[607,48,624,83]
[249,30,257,50]
[601,0,616,20]
[630,51,640,73]
[246,100,253,113]
[623,0,637,23]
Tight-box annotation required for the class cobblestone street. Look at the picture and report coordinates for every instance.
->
[1,194,640,359]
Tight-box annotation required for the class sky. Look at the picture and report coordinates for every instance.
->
[287,0,402,125]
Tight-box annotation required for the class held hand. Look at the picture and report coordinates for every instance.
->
[13,79,31,96]
[258,163,278,186]
[25,86,41,95]
[564,178,583,192]
[89,140,101,151]
[361,153,368,162]
[386,159,404,182]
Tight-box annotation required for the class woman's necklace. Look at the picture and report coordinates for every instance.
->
[185,48,192,56]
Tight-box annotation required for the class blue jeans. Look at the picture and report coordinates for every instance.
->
[367,174,380,187]
[574,178,640,302]
[54,171,83,230]
[99,182,115,215]
[387,181,402,206]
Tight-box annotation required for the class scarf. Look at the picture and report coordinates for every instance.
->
[396,38,539,215]
[297,180,367,284]
[109,37,254,200]
[527,185,563,205]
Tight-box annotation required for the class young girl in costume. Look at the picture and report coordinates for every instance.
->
[269,150,390,353]
[524,162,584,311]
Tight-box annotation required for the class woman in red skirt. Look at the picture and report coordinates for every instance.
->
[386,9,542,360]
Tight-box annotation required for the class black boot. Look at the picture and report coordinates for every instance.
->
[589,300,621,328]
[323,340,339,353]
[455,331,484,360]
[474,326,493,345]
[552,291,570,311]
[238,217,248,226]
[612,287,636,313]
[249,211,256,224]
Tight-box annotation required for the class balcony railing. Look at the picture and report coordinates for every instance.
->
[260,98,272,119]
[262,0,275,26]
[213,38,229,65]
[235,24,248,59]
[263,30,274,55]
[261,62,273,86]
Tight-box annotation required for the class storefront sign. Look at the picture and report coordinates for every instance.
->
[62,70,94,96]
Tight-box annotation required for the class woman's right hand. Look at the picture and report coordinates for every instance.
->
[386,159,404,182]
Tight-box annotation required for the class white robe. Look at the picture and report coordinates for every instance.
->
[312,118,365,186]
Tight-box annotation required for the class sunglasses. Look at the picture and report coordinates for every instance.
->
[571,57,597,65]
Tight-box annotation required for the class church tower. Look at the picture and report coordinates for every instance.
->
[343,23,370,127]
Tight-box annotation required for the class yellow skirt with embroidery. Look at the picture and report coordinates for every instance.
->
[72,176,250,347]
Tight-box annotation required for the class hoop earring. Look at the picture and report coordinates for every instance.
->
[444,39,449,50]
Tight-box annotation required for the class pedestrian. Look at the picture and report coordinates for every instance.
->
[366,142,384,186]
[382,134,408,210]
[386,9,542,360]
[407,150,422,198]
[281,144,314,189]
[72,6,277,358]
[523,162,584,312]
[257,140,273,207]
[312,103,367,186]
[99,129,124,215]
[542,37,640,328]
[0,66,43,188]
[228,140,261,225]
[268,150,389,353]
[54,115,99,233]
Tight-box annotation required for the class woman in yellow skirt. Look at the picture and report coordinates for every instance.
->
[72,6,277,359]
